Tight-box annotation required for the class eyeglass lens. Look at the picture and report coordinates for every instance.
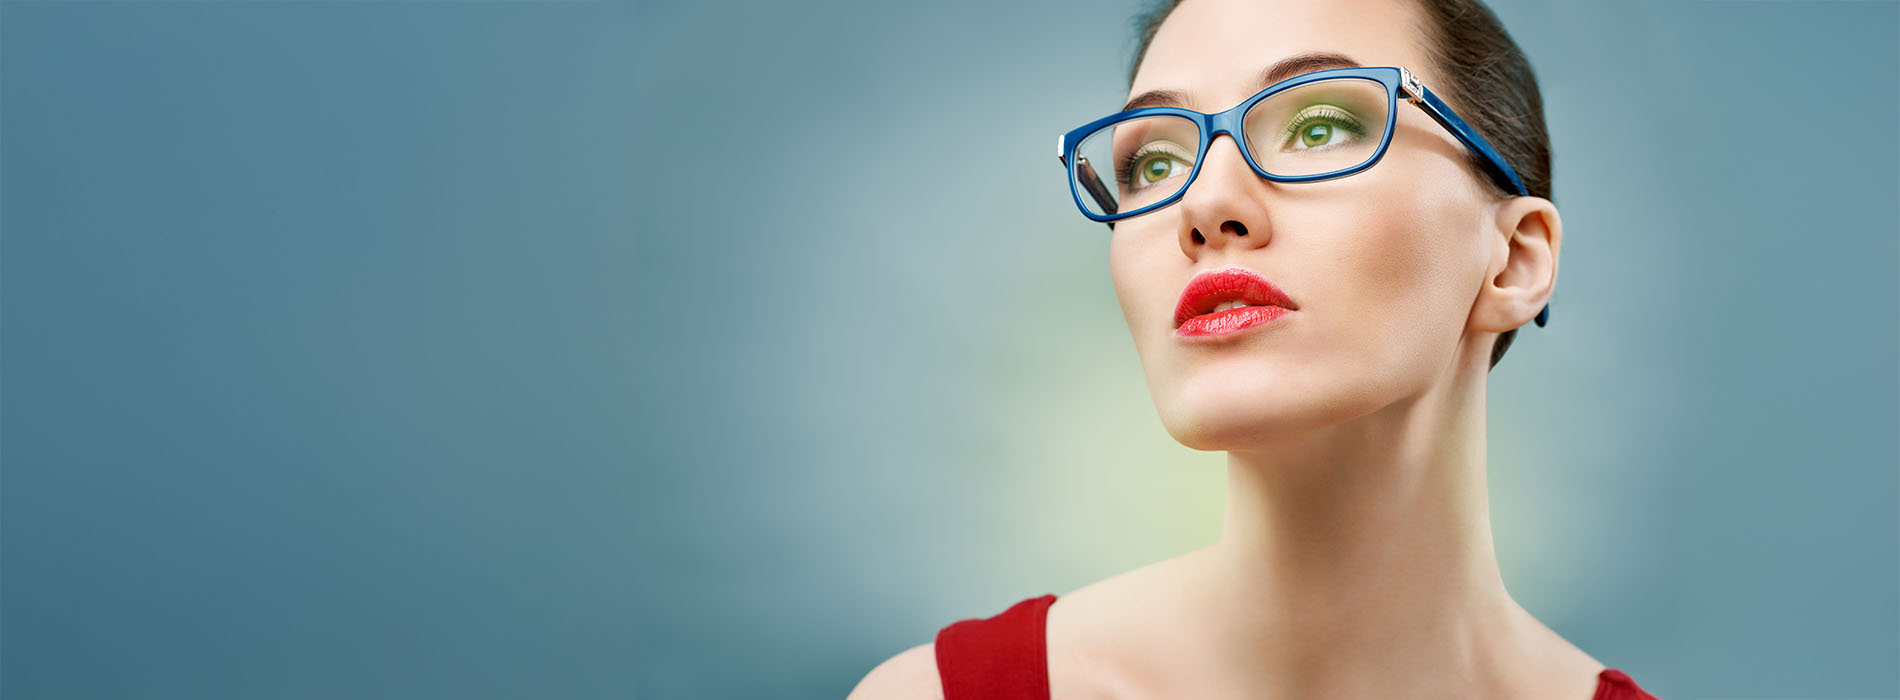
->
[1071,77,1392,218]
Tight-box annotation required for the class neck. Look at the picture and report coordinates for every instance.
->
[1183,340,1536,695]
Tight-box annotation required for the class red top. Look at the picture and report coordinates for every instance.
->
[935,594,1661,700]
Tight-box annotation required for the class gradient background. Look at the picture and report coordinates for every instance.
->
[3,0,1895,698]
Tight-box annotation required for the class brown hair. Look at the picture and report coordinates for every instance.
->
[1126,0,1552,370]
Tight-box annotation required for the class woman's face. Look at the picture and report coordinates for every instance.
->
[1112,0,1506,451]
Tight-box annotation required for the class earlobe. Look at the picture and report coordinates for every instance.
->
[1474,197,1561,333]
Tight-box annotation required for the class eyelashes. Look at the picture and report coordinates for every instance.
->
[1116,141,1194,188]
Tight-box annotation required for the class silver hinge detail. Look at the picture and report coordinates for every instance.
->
[1400,68,1426,105]
[1056,134,1066,164]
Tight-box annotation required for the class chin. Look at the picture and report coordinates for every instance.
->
[1160,412,1275,453]
[1150,361,1381,453]
[1151,366,1292,452]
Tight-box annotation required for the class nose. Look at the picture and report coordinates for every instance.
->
[1176,132,1273,261]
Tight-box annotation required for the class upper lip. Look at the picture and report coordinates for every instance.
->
[1173,267,1299,328]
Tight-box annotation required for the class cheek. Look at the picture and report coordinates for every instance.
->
[1107,233,1139,323]
[1108,222,1194,403]
[1315,174,1486,368]
[1107,224,1172,341]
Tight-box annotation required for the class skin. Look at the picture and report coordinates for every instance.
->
[851,0,1577,697]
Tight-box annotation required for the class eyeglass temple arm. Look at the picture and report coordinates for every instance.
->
[1399,70,1528,199]
[1059,139,1123,231]
[1401,71,1548,327]
[1072,156,1119,217]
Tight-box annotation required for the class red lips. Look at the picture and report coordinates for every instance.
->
[1173,267,1298,337]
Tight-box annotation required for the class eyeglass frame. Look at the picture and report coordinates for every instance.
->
[1055,65,1547,328]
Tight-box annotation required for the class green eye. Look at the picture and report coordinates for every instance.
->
[1282,106,1366,152]
[1117,141,1194,189]
[1142,157,1173,183]
[1300,123,1335,148]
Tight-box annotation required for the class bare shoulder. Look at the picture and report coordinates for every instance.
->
[846,642,942,700]
[1046,551,1213,699]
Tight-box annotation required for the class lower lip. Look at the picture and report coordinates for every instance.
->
[1175,305,1293,338]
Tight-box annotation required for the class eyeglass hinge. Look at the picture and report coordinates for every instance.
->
[1056,134,1067,164]
[1400,68,1426,105]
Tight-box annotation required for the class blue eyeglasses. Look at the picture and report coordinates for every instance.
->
[1058,65,1547,327]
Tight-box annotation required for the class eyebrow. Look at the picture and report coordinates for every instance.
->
[1121,51,1365,112]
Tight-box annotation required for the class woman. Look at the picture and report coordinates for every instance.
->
[852,0,1660,697]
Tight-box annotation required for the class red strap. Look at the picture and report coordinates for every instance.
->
[934,594,1057,700]
[1595,668,1662,700]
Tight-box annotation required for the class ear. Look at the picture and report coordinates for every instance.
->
[1471,196,1560,334]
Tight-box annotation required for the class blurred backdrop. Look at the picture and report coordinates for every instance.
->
[2,0,1894,698]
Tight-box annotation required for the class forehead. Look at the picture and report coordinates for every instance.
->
[1130,0,1429,110]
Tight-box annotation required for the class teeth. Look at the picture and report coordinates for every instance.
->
[1211,300,1255,313]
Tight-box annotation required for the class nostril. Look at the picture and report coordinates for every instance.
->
[1223,220,1248,237]
[1191,229,1205,244]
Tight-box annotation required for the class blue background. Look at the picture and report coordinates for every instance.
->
[3,0,1894,698]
